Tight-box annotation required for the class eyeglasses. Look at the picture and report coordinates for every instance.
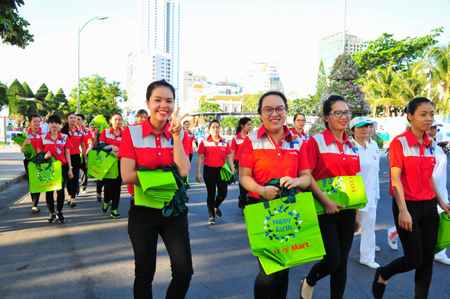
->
[295,119,306,123]
[263,106,287,116]
[329,110,352,118]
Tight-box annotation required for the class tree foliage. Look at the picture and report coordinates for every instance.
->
[0,81,8,109]
[314,60,327,102]
[196,99,222,112]
[21,82,34,98]
[50,88,70,118]
[7,78,37,126]
[68,73,126,123]
[243,93,262,112]
[35,83,49,116]
[353,28,443,75]
[288,96,319,116]
[0,0,34,49]
[220,116,238,131]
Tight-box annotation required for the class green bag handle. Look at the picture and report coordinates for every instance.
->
[442,212,450,222]
[36,157,53,171]
[259,185,298,209]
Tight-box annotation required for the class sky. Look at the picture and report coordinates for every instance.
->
[1,0,450,104]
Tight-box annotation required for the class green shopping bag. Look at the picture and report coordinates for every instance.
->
[136,169,178,199]
[28,158,62,193]
[220,162,237,184]
[91,115,110,134]
[134,185,167,209]
[103,157,119,179]
[315,176,368,215]
[87,150,117,180]
[436,212,450,253]
[244,192,325,275]
[12,132,36,160]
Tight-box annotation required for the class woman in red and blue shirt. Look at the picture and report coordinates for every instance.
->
[291,112,309,142]
[196,120,235,224]
[183,120,197,162]
[99,112,123,219]
[231,117,252,210]
[37,114,73,224]
[372,98,450,299]
[120,80,193,298]
[300,95,361,299]
[22,113,44,213]
[240,91,310,298]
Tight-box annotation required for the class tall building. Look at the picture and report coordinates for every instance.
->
[319,32,364,73]
[139,0,181,106]
[240,62,284,94]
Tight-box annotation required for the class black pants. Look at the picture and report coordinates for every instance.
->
[66,154,81,199]
[97,179,104,195]
[306,209,356,299]
[128,202,193,299]
[380,197,439,299]
[79,158,88,191]
[23,159,40,208]
[189,154,193,162]
[46,163,69,213]
[104,161,122,211]
[234,160,248,208]
[203,165,228,218]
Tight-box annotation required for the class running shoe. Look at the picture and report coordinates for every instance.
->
[70,202,76,208]
[81,189,87,194]
[56,211,65,224]
[387,235,398,250]
[208,217,215,225]
[215,208,222,218]
[48,213,56,223]
[32,208,41,214]
[102,202,109,213]
[111,209,120,219]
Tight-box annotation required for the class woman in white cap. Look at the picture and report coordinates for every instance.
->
[350,116,381,268]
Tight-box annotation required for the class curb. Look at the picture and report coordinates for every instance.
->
[0,172,27,193]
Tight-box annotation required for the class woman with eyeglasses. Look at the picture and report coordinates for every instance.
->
[300,95,361,299]
[292,113,309,141]
[240,91,311,298]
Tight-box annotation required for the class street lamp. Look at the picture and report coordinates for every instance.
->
[77,16,108,114]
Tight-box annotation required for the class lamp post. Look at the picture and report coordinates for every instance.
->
[77,16,108,114]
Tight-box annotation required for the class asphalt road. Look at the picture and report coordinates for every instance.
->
[0,154,449,299]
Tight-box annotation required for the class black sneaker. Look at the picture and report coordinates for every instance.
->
[215,208,222,218]
[102,202,109,213]
[208,217,215,225]
[56,211,65,224]
[111,209,120,219]
[97,195,102,202]
[48,213,56,223]
[70,202,76,208]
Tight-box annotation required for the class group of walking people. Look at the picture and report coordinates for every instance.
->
[19,79,450,299]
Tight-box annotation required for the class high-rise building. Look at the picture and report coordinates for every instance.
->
[240,62,284,94]
[319,32,364,73]
[139,0,181,106]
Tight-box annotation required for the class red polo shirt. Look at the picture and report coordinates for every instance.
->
[118,119,190,195]
[240,126,310,199]
[100,128,123,148]
[187,130,195,155]
[307,129,360,181]
[198,135,231,167]
[389,129,436,201]
[231,132,245,161]
[37,131,72,165]
[26,127,44,153]
[68,127,85,155]
[292,128,309,142]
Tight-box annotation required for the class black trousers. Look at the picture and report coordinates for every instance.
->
[203,165,228,218]
[97,179,104,195]
[46,163,69,213]
[79,158,88,191]
[189,154,193,162]
[234,160,248,208]
[254,259,289,299]
[306,209,356,299]
[104,161,122,210]
[66,154,81,199]
[128,202,193,299]
[23,159,40,208]
[380,197,439,299]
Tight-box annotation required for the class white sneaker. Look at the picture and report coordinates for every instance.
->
[375,245,380,252]
[81,189,87,194]
[434,257,450,265]
[388,236,398,250]
[360,261,380,269]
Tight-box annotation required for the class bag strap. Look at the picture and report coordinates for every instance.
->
[259,185,298,209]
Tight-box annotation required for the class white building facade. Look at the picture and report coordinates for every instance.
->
[240,62,284,94]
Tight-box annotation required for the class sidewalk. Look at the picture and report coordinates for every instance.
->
[0,146,27,193]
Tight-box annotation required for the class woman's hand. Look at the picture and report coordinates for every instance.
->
[355,213,361,232]
[264,186,280,200]
[398,209,413,231]
[438,201,450,216]
[196,173,202,183]
[280,176,300,190]
[23,138,31,146]
[44,151,52,160]
[323,199,345,215]
[110,145,119,153]
[68,168,74,179]
[169,108,189,138]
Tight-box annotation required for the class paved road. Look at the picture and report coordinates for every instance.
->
[0,154,449,299]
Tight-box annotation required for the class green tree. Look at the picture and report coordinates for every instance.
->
[353,28,443,75]
[21,82,34,98]
[221,116,238,131]
[0,0,34,48]
[197,99,222,112]
[7,78,37,126]
[68,73,126,123]
[243,93,262,112]
[35,83,49,116]
[314,60,327,102]
[51,88,70,118]
[0,82,7,109]
[288,96,319,116]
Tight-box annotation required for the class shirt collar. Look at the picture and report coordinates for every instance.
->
[109,127,123,137]
[27,127,42,135]
[45,131,63,141]
[323,128,352,147]
[142,117,172,140]
[404,128,431,148]
[69,126,80,134]
[257,125,292,142]
[207,135,224,143]
[236,132,244,140]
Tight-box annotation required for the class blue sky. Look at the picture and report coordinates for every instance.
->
[1,0,450,103]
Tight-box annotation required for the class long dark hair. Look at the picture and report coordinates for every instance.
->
[236,117,251,134]
[61,112,76,138]
[323,95,347,129]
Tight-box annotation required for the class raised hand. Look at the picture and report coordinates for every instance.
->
[168,108,189,137]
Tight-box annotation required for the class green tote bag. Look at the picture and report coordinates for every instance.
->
[28,158,62,193]
[436,212,450,253]
[87,150,117,180]
[315,176,368,215]
[244,192,326,275]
